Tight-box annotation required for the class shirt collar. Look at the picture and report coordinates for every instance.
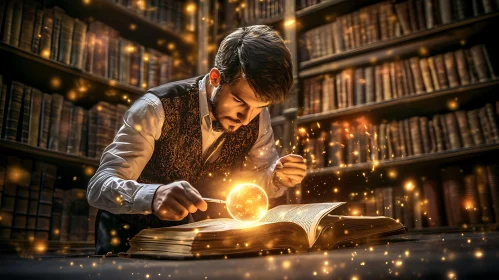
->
[198,74,212,129]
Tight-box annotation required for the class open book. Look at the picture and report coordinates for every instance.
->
[120,202,406,259]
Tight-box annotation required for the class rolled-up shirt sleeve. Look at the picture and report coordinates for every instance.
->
[237,108,287,198]
[86,93,164,214]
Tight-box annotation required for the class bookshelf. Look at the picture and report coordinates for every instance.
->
[213,0,499,233]
[0,0,197,246]
[297,79,499,124]
[306,143,499,175]
[0,139,99,167]
[0,42,144,107]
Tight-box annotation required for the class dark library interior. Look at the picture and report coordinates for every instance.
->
[1,0,499,279]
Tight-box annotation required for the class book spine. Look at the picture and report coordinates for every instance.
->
[19,0,36,51]
[2,0,14,44]
[57,14,75,65]
[455,110,473,148]
[30,6,43,54]
[467,109,485,145]
[58,100,72,153]
[5,81,24,141]
[50,7,65,61]
[419,57,434,93]
[27,88,42,146]
[454,49,470,86]
[39,7,53,59]
[444,52,460,88]
[70,19,87,69]
[48,93,63,151]
[8,0,23,47]
[20,85,31,144]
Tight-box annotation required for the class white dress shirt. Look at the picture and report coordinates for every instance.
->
[86,75,286,215]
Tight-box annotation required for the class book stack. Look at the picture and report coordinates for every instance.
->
[0,75,129,159]
[334,163,499,229]
[301,43,495,115]
[217,0,284,35]
[0,1,176,89]
[0,155,96,241]
[105,0,185,33]
[300,0,499,62]
[303,101,499,169]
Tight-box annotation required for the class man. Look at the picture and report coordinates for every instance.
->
[87,25,307,255]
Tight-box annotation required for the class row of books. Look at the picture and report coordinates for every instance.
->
[302,44,495,115]
[104,0,188,33]
[303,102,499,169]
[300,0,498,61]
[0,1,176,89]
[0,76,129,159]
[339,163,499,228]
[0,156,96,241]
[218,0,284,35]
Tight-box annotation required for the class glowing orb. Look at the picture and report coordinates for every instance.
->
[226,183,268,222]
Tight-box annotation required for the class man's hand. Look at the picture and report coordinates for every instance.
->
[152,181,208,221]
[273,154,307,188]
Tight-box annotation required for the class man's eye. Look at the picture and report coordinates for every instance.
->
[234,97,242,103]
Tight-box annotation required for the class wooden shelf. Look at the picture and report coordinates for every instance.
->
[0,239,94,255]
[306,143,499,176]
[0,43,144,108]
[296,79,499,125]
[298,12,499,78]
[51,0,195,57]
[271,116,286,126]
[407,223,499,234]
[295,0,379,30]
[216,15,285,42]
[0,139,99,167]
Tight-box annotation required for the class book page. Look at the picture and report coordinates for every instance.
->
[259,202,345,247]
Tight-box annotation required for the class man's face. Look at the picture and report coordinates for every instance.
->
[210,78,270,133]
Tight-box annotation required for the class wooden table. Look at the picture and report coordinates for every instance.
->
[1,230,499,279]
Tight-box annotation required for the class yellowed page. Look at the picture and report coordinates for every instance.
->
[259,202,345,247]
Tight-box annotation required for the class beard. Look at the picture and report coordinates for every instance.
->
[209,85,238,133]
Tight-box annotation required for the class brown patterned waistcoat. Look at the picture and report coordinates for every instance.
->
[118,76,260,225]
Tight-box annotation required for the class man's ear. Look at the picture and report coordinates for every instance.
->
[209,68,221,87]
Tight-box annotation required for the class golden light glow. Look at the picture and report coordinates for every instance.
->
[475,250,483,258]
[186,4,196,13]
[284,19,295,27]
[419,47,428,56]
[129,24,136,31]
[83,0,91,5]
[405,181,414,191]
[226,183,268,222]
[388,169,397,179]
[50,77,61,89]
[84,166,95,176]
[41,49,50,58]
[35,241,47,253]
[447,99,459,111]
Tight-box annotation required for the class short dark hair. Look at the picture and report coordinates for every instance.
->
[214,25,293,104]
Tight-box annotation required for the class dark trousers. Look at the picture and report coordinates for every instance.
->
[94,209,190,255]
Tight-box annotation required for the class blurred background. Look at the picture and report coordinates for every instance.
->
[0,0,498,255]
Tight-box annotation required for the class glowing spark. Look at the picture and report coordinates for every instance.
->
[282,261,291,269]
[285,19,295,26]
[475,250,483,258]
